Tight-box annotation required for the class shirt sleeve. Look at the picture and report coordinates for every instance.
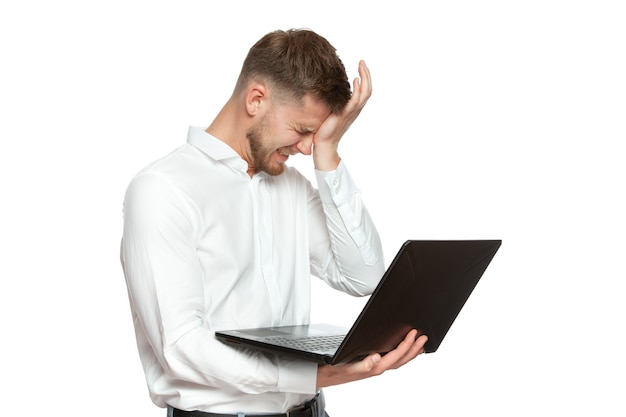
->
[309,160,385,296]
[120,172,318,397]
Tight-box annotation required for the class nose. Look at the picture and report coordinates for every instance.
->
[296,136,313,155]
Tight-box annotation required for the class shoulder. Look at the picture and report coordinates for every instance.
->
[123,145,202,215]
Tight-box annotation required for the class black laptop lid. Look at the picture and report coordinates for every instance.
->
[332,239,501,363]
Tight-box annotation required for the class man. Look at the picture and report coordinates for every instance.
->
[121,29,427,417]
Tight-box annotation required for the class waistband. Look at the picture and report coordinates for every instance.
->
[169,393,324,417]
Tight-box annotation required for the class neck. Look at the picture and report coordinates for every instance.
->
[206,98,251,163]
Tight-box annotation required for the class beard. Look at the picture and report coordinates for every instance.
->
[246,115,285,176]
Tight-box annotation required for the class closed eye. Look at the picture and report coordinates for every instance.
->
[296,125,315,135]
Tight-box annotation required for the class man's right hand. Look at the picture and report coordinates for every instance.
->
[311,60,372,172]
[316,329,428,388]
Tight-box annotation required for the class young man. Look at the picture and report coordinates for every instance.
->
[120,29,427,417]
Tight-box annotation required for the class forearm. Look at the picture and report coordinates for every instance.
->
[311,161,385,295]
[164,327,318,394]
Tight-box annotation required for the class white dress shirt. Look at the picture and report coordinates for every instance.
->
[120,126,384,413]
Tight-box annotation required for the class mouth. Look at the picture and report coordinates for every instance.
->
[276,148,290,162]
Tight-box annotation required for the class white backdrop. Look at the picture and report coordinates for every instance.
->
[1,1,624,416]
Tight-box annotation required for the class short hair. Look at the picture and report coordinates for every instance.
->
[235,29,352,113]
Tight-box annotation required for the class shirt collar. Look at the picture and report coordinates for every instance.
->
[186,126,267,179]
[187,126,241,161]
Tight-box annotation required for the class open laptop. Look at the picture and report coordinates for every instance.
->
[216,239,501,365]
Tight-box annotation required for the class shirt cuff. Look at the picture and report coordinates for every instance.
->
[314,160,358,206]
[276,357,318,394]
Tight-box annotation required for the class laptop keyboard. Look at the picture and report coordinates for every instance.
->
[266,334,345,353]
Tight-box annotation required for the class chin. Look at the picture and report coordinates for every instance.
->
[265,164,286,176]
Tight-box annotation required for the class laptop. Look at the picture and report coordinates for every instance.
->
[216,239,501,365]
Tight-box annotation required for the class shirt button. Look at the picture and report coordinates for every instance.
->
[332,178,338,186]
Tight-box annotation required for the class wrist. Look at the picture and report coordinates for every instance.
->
[313,145,340,172]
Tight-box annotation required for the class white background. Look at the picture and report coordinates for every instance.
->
[1,1,624,416]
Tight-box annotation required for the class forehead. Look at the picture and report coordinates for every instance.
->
[272,94,331,130]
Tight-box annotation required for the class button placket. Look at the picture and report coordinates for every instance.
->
[250,177,282,325]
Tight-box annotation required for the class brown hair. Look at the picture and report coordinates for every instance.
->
[235,29,352,113]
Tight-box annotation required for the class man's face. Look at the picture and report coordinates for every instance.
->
[246,94,331,176]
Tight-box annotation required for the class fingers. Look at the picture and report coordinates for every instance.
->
[354,330,425,376]
[374,330,428,371]
[316,330,427,388]
[349,61,372,110]
[357,60,372,99]
[393,334,428,369]
[354,332,423,375]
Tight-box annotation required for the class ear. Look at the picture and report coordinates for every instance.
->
[244,83,269,117]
